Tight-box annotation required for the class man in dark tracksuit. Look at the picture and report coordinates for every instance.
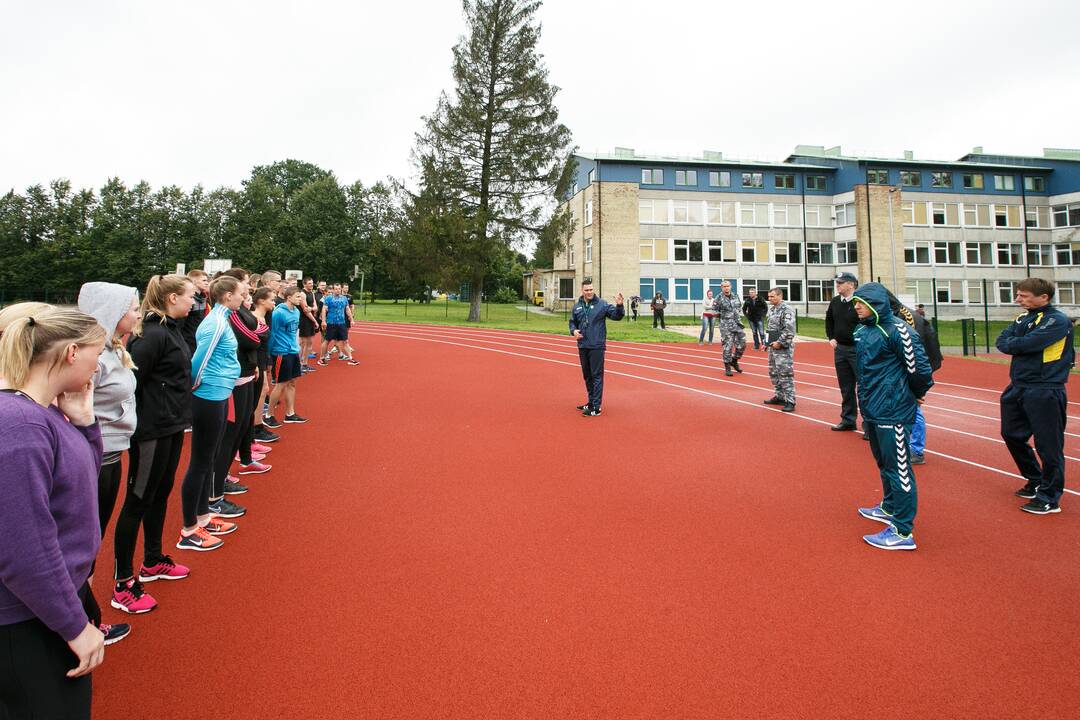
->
[826,272,861,433]
[995,278,1075,514]
[569,279,624,417]
[852,283,934,551]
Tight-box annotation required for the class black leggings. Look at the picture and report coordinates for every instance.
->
[113,431,184,580]
[0,583,94,720]
[97,459,122,539]
[181,396,229,527]
[213,381,256,496]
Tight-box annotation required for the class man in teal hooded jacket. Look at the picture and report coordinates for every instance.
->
[851,283,935,550]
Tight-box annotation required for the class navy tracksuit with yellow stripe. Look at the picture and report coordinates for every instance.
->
[996,304,1075,505]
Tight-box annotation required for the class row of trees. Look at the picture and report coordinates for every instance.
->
[1,0,573,316]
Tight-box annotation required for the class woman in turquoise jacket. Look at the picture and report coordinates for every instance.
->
[850,283,934,550]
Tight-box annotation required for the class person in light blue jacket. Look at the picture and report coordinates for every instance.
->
[177,275,243,553]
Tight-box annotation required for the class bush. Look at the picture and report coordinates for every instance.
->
[490,287,519,304]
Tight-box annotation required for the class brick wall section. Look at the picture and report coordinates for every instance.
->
[854,184,906,291]
[594,181,640,301]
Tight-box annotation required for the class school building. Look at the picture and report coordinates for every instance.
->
[537,145,1080,318]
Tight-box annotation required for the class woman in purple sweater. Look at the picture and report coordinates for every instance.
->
[0,307,109,719]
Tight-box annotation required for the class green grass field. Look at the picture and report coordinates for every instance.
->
[356,299,1072,351]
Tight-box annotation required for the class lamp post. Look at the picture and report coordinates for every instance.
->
[887,186,899,293]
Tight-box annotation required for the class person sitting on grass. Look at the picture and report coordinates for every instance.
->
[852,283,934,551]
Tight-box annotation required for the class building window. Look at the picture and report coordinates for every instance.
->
[584,238,592,262]
[963,173,984,189]
[587,169,595,184]
[673,239,703,263]
[774,280,803,302]
[1028,244,1053,267]
[836,241,858,264]
[1026,206,1050,228]
[931,171,953,188]
[739,240,757,263]
[706,201,736,225]
[996,242,1024,266]
[1058,282,1077,305]
[559,277,575,299]
[675,170,698,186]
[569,244,574,265]
[966,281,983,305]
[962,204,992,227]
[1055,243,1080,266]
[584,200,593,226]
[867,169,889,184]
[994,204,1021,228]
[936,280,965,304]
[775,174,795,190]
[741,172,764,188]
[708,171,731,188]
[904,241,931,265]
[804,205,823,227]
[642,168,664,184]
[905,279,933,304]
[933,241,961,265]
[997,281,1017,304]
[807,242,835,264]
[1024,176,1045,192]
[806,175,826,191]
[807,280,835,303]
[674,278,690,301]
[639,239,669,262]
[900,171,921,187]
[835,202,856,227]
[739,202,769,226]
[672,200,702,224]
[931,202,959,226]
[773,203,802,227]
[901,201,928,225]
[993,175,1015,191]
[639,199,669,224]
[571,182,579,196]
[774,242,802,264]
[965,242,994,265]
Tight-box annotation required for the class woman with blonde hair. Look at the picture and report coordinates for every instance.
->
[111,275,195,615]
[0,301,53,389]
[0,307,108,718]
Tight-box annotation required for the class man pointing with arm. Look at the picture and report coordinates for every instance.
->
[570,279,624,417]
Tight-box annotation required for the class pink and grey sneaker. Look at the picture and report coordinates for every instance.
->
[235,451,266,462]
[138,555,190,583]
[238,461,271,475]
[100,623,131,646]
[176,526,224,552]
[110,579,158,615]
[250,443,272,454]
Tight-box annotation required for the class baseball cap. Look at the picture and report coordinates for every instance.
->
[834,272,858,284]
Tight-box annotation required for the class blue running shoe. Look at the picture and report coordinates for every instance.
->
[858,504,893,525]
[863,526,916,551]
[308,353,317,359]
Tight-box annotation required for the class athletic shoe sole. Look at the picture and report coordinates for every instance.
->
[224,486,249,495]
[283,417,308,424]
[238,466,270,475]
[210,508,246,519]
[109,599,156,615]
[175,538,223,552]
[862,537,917,550]
[1020,505,1061,515]
[103,629,131,646]
[138,570,190,583]
[205,524,238,536]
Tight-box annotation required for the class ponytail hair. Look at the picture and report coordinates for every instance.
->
[0,307,106,389]
[0,302,53,337]
[208,275,241,304]
[137,274,192,336]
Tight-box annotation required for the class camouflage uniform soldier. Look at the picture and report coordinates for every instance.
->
[714,281,746,377]
[763,287,797,412]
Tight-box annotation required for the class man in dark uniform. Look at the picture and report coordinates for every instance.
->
[569,279,624,417]
[996,278,1075,514]
[826,272,861,432]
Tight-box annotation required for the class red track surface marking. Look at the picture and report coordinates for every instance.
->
[92,322,1080,719]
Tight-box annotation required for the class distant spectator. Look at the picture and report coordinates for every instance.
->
[699,289,717,345]
[650,292,667,329]
[742,288,768,350]
[915,304,926,317]
[629,295,639,321]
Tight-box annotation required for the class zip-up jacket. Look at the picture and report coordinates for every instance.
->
[181,291,208,353]
[766,301,796,349]
[852,283,934,425]
[996,304,1075,388]
[714,292,743,326]
[190,304,240,401]
[78,281,139,453]
[127,313,192,441]
[887,292,943,372]
[569,296,624,349]
[230,306,261,377]
[742,295,767,322]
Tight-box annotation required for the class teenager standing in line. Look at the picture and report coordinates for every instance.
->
[250,286,279,445]
[181,269,209,355]
[112,275,196,614]
[177,275,244,552]
[0,308,107,719]
[0,302,53,388]
[266,285,308,426]
[298,278,320,374]
[77,282,140,644]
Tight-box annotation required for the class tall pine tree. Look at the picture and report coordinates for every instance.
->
[415,0,574,321]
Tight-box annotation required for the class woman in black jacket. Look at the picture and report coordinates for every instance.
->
[111,275,196,615]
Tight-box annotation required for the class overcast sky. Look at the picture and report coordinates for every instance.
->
[3,0,1078,194]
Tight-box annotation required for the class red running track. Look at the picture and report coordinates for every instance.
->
[92,321,1080,719]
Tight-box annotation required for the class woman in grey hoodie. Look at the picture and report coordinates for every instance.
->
[78,282,140,644]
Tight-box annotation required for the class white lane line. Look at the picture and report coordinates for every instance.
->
[359,324,1080,447]
[356,326,1080,467]
[355,327,1080,498]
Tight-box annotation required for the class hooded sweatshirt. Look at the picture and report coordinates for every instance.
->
[851,283,934,424]
[78,282,139,455]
